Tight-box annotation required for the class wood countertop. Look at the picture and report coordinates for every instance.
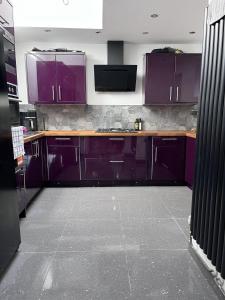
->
[24,130,196,143]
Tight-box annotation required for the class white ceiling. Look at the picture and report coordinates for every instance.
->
[14,0,208,44]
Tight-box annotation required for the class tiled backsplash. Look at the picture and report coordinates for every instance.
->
[28,105,198,131]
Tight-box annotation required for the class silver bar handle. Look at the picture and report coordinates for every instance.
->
[109,138,124,141]
[176,86,179,102]
[60,155,63,168]
[162,138,178,141]
[55,137,71,141]
[20,170,26,190]
[155,146,158,163]
[75,148,78,163]
[31,141,38,158]
[58,85,62,100]
[37,141,40,157]
[109,160,125,163]
[169,86,173,102]
[52,86,55,101]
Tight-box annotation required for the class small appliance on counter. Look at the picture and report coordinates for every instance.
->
[20,110,38,132]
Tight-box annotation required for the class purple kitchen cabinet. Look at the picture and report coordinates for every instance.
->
[185,137,196,188]
[144,53,201,105]
[151,137,186,182]
[175,54,201,103]
[26,54,56,104]
[144,53,175,105]
[26,53,86,105]
[15,167,27,216]
[81,137,147,181]
[47,138,81,184]
[24,139,43,204]
[56,55,86,104]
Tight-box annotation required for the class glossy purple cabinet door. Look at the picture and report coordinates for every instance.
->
[185,137,196,188]
[56,54,86,104]
[47,146,80,183]
[26,54,56,104]
[24,139,43,204]
[175,54,201,103]
[151,137,185,182]
[15,167,27,215]
[145,53,175,105]
[82,137,147,181]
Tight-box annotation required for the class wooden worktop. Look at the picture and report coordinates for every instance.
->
[24,130,196,143]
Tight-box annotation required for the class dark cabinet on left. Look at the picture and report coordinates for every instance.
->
[24,139,44,205]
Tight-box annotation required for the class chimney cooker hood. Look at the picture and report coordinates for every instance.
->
[94,41,137,92]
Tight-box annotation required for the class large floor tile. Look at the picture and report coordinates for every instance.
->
[119,198,171,219]
[175,218,191,240]
[123,218,188,250]
[19,221,65,252]
[26,198,77,221]
[71,198,120,219]
[126,249,224,299]
[0,252,53,300]
[58,219,124,252]
[39,251,130,300]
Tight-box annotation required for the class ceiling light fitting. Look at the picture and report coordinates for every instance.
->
[189,31,196,34]
[150,13,159,18]
[142,31,149,35]
[62,0,69,5]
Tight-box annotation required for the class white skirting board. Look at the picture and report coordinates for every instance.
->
[191,237,225,296]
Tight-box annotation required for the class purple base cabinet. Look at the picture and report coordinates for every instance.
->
[46,137,81,184]
[185,137,196,188]
[81,137,147,181]
[24,139,43,205]
[15,166,27,216]
[150,137,186,183]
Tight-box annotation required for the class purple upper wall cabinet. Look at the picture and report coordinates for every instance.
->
[26,53,86,105]
[175,54,202,103]
[144,53,175,105]
[56,55,86,104]
[26,54,56,104]
[144,53,201,105]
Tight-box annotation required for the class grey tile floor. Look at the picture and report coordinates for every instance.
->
[0,186,224,300]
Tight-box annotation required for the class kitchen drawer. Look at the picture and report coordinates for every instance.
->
[83,137,136,157]
[47,137,80,147]
[83,157,144,181]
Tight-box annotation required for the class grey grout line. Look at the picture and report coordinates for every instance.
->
[117,199,132,296]
[161,198,191,242]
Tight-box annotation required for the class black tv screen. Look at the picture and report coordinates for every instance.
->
[94,65,137,92]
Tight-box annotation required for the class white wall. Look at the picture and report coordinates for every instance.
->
[15,41,202,105]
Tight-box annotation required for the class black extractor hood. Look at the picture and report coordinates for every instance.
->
[94,41,137,92]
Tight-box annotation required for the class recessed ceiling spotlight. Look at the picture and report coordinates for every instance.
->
[189,31,196,34]
[96,31,101,34]
[44,29,51,32]
[150,13,159,18]
[142,31,149,35]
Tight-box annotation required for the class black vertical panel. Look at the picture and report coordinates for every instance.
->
[191,9,210,239]
[191,4,225,278]
[209,19,225,264]
[196,25,214,244]
[199,22,219,250]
